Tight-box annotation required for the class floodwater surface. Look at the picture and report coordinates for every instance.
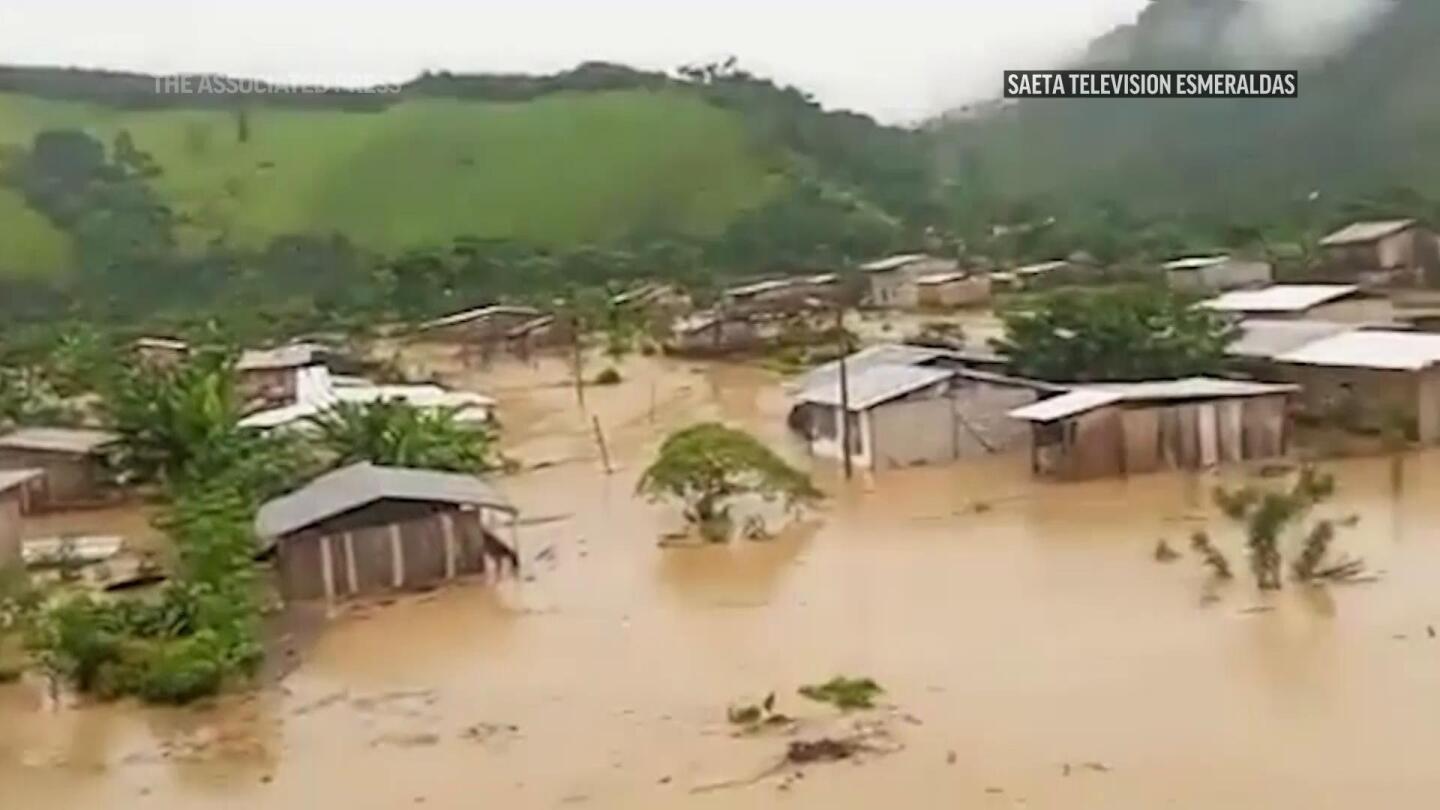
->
[6,354,1440,809]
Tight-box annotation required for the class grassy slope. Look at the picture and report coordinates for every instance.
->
[0,89,782,262]
[0,186,71,278]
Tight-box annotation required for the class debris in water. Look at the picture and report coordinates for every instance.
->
[985,786,1004,794]
[460,722,520,744]
[370,732,440,748]
[797,676,883,710]
[1153,539,1180,562]
[1239,605,1275,615]
[1082,761,1112,773]
[946,750,957,765]
[1428,625,1435,639]
[786,738,856,763]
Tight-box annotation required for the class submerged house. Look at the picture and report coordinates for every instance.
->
[860,254,960,307]
[237,343,328,408]
[1163,255,1272,292]
[1270,330,1440,443]
[0,428,119,510]
[1007,378,1296,481]
[912,271,992,309]
[1319,219,1437,286]
[255,463,520,605]
[416,305,544,344]
[788,345,1050,470]
[0,469,43,569]
[664,311,761,356]
[723,274,839,314]
[239,366,496,431]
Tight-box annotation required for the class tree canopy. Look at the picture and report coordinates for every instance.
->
[994,286,1237,382]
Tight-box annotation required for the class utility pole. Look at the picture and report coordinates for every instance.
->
[836,303,852,480]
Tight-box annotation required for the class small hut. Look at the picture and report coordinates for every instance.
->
[1163,255,1272,292]
[1008,378,1296,481]
[0,469,43,569]
[237,343,327,408]
[131,336,191,368]
[255,463,520,605]
[0,428,119,510]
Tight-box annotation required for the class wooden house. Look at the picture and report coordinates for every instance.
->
[1319,220,1438,286]
[0,469,43,569]
[1008,378,1296,481]
[416,305,543,344]
[237,343,327,409]
[255,463,520,605]
[913,271,992,309]
[0,428,118,510]
[1163,255,1273,292]
[860,254,959,307]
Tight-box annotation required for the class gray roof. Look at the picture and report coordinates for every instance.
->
[1276,330,1440,371]
[1320,219,1416,247]
[0,427,119,455]
[255,462,515,538]
[1009,377,1297,423]
[1227,319,1361,359]
[1163,255,1230,271]
[420,305,542,331]
[0,468,43,494]
[797,363,953,411]
[237,343,324,372]
[1201,284,1359,314]
[860,253,931,273]
[793,343,946,393]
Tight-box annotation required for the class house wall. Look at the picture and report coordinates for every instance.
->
[916,277,992,309]
[276,506,509,602]
[1278,364,1440,442]
[868,397,957,469]
[804,404,873,470]
[0,450,100,510]
[951,381,1037,455]
[1322,228,1434,284]
[238,367,301,407]
[867,258,960,308]
[1033,406,1123,480]
[0,490,22,570]
[1169,261,1273,293]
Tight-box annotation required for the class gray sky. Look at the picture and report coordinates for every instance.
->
[0,0,1149,122]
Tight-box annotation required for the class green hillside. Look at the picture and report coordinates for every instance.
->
[0,88,782,258]
[0,186,71,278]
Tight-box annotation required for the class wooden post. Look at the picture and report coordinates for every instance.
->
[573,325,586,410]
[320,535,337,608]
[592,416,613,475]
[441,513,458,580]
[836,305,853,480]
[342,532,358,596]
[388,524,405,589]
[509,511,521,578]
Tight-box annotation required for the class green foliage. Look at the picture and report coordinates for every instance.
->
[797,676,883,710]
[1211,467,1346,590]
[308,399,500,473]
[995,286,1237,382]
[637,423,820,539]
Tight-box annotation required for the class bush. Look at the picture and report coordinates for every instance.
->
[593,366,623,385]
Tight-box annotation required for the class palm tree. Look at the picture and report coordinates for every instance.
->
[307,399,500,473]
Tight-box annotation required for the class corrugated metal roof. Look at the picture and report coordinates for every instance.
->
[1320,219,1416,247]
[0,468,43,494]
[132,336,189,351]
[240,367,496,429]
[255,462,514,538]
[1227,319,1360,359]
[1277,330,1440,371]
[792,344,945,393]
[1201,284,1358,314]
[1163,255,1230,271]
[859,253,931,273]
[914,271,970,285]
[797,364,953,411]
[420,305,542,330]
[237,343,324,371]
[1013,260,1069,276]
[1087,377,1298,401]
[0,427,119,455]
[1008,390,1123,422]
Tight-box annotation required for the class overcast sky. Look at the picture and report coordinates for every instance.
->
[0,0,1149,122]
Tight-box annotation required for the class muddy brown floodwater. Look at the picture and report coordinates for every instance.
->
[7,352,1440,808]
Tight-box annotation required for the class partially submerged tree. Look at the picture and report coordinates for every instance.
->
[308,399,501,473]
[995,286,1237,382]
[637,423,820,541]
[1209,467,1358,590]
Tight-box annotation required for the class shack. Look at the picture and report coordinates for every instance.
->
[0,427,119,510]
[0,469,43,569]
[1272,330,1440,443]
[416,305,543,344]
[723,274,838,314]
[255,462,520,605]
[1164,255,1272,292]
[1319,219,1438,286]
[860,254,959,307]
[789,347,1049,470]
[237,343,327,408]
[131,336,190,367]
[1008,378,1296,481]
[1200,284,1374,321]
[664,311,761,356]
[913,271,992,309]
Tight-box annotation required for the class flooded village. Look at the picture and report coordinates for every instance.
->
[8,218,1440,809]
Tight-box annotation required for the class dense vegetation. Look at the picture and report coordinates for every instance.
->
[994,286,1236,382]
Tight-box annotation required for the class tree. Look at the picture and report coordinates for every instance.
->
[637,423,820,541]
[1210,467,1356,590]
[995,286,1237,382]
[307,399,501,473]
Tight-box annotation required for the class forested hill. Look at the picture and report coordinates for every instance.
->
[937,0,1440,249]
[0,61,936,294]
